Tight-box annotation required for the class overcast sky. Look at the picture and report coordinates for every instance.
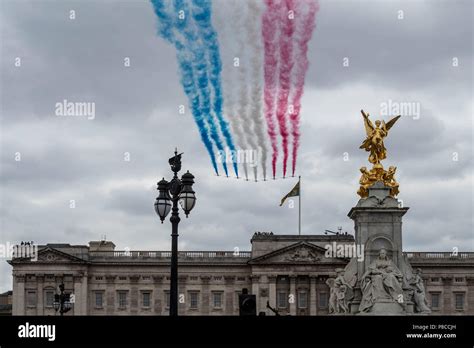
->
[0,0,472,292]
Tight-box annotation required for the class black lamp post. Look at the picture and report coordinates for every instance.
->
[53,283,72,316]
[154,149,196,316]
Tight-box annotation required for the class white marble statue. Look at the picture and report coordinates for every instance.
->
[359,248,405,313]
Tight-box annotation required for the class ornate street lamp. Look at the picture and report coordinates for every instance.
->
[53,283,72,316]
[154,149,196,316]
[155,179,172,223]
[179,171,196,217]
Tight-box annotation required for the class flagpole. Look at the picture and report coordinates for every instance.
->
[298,176,301,236]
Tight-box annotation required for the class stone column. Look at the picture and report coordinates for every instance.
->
[201,276,211,315]
[224,276,235,315]
[81,272,88,315]
[130,275,140,315]
[289,275,297,316]
[178,275,187,316]
[72,276,80,315]
[13,275,25,315]
[268,275,277,315]
[36,274,44,316]
[466,276,474,315]
[442,276,453,314]
[105,275,116,315]
[153,276,163,314]
[251,275,260,313]
[258,275,269,314]
[73,274,86,315]
[309,276,317,316]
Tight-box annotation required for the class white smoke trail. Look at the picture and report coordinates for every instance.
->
[247,0,268,180]
[234,1,259,181]
[213,0,248,180]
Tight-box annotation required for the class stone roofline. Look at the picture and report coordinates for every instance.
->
[250,233,354,242]
[9,243,474,263]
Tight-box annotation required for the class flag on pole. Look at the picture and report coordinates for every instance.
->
[280,180,300,206]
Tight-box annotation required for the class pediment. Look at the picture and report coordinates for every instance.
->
[37,247,87,263]
[249,242,328,264]
[11,247,87,264]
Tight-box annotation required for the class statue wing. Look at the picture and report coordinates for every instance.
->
[343,258,358,288]
[384,115,401,132]
[361,110,374,136]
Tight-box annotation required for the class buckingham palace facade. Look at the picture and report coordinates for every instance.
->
[7,232,474,316]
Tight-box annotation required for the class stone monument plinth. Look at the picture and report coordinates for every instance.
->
[325,109,430,315]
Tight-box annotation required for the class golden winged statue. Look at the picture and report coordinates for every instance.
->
[357,110,401,198]
[360,110,401,165]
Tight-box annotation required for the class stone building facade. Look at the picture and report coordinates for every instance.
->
[0,290,13,315]
[8,233,474,316]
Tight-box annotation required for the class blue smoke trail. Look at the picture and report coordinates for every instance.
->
[176,0,229,176]
[151,0,219,174]
[191,0,239,177]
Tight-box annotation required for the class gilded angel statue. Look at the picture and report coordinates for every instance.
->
[359,110,401,165]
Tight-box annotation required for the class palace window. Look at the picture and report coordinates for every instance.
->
[319,292,328,309]
[298,291,308,309]
[95,292,104,308]
[189,276,198,281]
[142,276,151,281]
[455,293,465,310]
[455,277,464,283]
[277,291,287,309]
[212,292,223,308]
[45,290,54,307]
[189,292,199,309]
[430,277,440,282]
[213,276,222,281]
[142,292,151,308]
[118,276,127,281]
[117,291,127,308]
[237,277,246,281]
[95,276,103,281]
[430,293,440,309]
[26,291,37,307]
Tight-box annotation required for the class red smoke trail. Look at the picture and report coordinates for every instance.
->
[262,0,281,179]
[276,0,295,178]
[290,0,319,176]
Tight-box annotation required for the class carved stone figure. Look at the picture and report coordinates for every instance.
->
[286,247,319,262]
[359,248,405,313]
[334,268,352,314]
[409,268,431,314]
[327,269,353,314]
[325,278,337,314]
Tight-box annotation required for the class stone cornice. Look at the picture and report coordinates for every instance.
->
[130,275,140,283]
[224,276,235,284]
[268,275,277,282]
[200,276,211,284]
[153,275,164,283]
